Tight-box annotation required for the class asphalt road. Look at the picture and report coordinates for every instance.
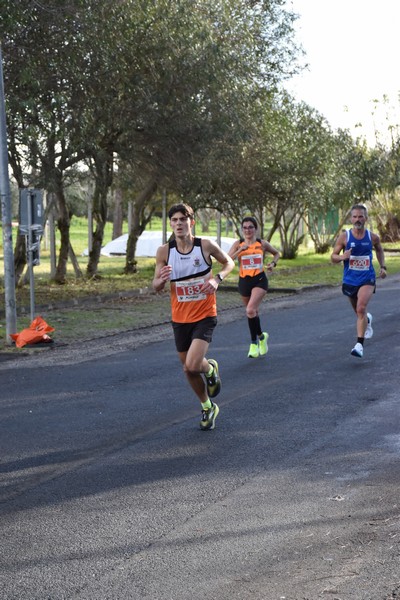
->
[0,277,399,600]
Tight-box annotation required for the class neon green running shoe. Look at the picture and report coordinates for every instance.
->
[205,359,221,398]
[200,402,219,430]
[248,342,259,358]
[259,332,269,356]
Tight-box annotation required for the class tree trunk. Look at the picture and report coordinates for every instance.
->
[124,177,158,274]
[53,182,71,284]
[112,187,123,239]
[278,208,306,260]
[377,213,400,242]
[8,125,27,284]
[68,243,83,278]
[55,209,70,284]
[86,149,114,278]
[14,234,27,283]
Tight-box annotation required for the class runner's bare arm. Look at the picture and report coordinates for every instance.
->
[152,245,171,292]
[206,239,235,277]
[331,232,350,263]
[200,238,235,293]
[262,240,280,269]
[228,239,247,259]
[372,234,387,278]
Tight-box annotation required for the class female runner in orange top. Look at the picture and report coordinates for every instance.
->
[228,216,280,358]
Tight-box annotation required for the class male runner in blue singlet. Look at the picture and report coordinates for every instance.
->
[331,204,387,358]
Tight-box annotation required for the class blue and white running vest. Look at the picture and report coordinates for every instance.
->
[343,229,376,286]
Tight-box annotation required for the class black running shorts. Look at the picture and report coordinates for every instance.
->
[172,316,218,353]
[238,271,268,297]
[342,281,376,298]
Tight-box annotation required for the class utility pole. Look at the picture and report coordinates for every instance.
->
[0,43,17,343]
[162,189,167,244]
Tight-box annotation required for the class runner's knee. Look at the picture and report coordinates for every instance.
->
[356,304,367,318]
[246,305,257,318]
[184,358,202,374]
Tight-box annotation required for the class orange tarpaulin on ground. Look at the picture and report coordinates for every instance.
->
[10,316,55,348]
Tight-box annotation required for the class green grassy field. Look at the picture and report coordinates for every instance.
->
[2,215,400,300]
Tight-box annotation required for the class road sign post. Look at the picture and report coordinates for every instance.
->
[19,189,43,322]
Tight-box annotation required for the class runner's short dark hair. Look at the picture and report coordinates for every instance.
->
[168,203,194,220]
[241,216,258,229]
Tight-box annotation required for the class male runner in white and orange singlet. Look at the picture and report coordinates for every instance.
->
[153,203,234,430]
[331,203,387,358]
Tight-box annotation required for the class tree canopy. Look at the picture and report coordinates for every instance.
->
[2,0,399,281]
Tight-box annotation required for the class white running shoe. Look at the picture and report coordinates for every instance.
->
[365,313,373,339]
[351,342,364,358]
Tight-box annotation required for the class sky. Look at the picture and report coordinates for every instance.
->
[284,0,400,145]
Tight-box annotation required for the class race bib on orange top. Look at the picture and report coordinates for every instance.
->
[175,277,206,302]
[241,254,263,271]
[349,255,370,271]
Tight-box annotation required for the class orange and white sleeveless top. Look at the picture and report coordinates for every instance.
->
[168,237,217,323]
[238,239,264,278]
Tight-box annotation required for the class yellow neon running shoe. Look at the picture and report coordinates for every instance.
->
[248,342,259,358]
[259,332,269,356]
[200,402,219,430]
